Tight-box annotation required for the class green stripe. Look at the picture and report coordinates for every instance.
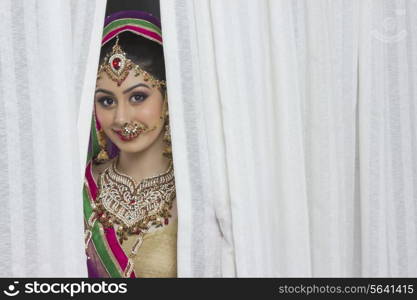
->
[83,186,93,220]
[103,18,162,37]
[91,222,121,277]
[88,116,100,164]
[83,186,122,278]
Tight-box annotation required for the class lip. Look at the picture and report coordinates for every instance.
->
[112,129,139,142]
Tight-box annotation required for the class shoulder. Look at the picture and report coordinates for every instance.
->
[91,158,115,183]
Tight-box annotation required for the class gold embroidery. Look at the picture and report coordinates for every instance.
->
[94,159,175,245]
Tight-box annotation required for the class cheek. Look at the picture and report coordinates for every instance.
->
[133,99,163,123]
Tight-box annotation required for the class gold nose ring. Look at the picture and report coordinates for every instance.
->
[121,121,147,138]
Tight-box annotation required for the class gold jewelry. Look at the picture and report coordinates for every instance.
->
[160,97,172,158]
[97,35,167,88]
[121,121,143,139]
[94,158,175,244]
[163,121,172,158]
[120,120,158,139]
[95,128,110,163]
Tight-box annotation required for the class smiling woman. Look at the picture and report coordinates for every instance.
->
[95,35,168,160]
[83,11,177,278]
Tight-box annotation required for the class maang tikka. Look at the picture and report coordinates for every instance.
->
[97,35,166,89]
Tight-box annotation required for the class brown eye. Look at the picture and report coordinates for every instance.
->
[130,93,148,103]
[97,97,115,107]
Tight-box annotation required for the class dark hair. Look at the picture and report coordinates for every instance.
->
[99,31,166,83]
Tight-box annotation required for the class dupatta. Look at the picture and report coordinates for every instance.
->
[83,10,164,278]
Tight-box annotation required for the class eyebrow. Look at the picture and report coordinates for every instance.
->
[95,88,114,96]
[95,83,150,95]
[123,83,150,94]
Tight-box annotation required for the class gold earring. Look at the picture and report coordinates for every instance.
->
[95,128,109,163]
[163,120,172,158]
[161,99,172,158]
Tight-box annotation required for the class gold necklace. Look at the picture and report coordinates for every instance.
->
[94,158,175,245]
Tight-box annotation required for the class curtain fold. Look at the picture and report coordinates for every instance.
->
[1,0,416,278]
[160,0,225,277]
[358,0,417,276]
[161,0,417,277]
[0,0,106,277]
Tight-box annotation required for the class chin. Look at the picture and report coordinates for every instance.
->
[110,133,157,154]
[114,141,148,154]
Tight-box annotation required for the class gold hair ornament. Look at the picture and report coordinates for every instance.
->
[97,35,166,89]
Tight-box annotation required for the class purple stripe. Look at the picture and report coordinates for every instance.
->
[102,25,162,46]
[104,10,161,28]
[86,242,110,278]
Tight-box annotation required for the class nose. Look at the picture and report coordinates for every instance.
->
[113,100,130,127]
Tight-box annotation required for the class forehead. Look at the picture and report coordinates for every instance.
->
[96,70,150,91]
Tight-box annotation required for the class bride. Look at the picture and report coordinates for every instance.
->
[83,10,177,278]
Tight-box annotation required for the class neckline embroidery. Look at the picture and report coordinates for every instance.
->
[94,158,176,245]
[111,158,174,191]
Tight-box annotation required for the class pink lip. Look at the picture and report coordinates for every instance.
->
[112,129,139,142]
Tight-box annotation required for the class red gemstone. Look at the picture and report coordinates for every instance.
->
[112,58,122,70]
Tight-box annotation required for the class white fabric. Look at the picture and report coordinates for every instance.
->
[0,0,106,277]
[1,0,416,278]
[161,0,417,277]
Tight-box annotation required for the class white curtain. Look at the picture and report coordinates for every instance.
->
[2,0,416,278]
[0,0,106,277]
[161,0,417,277]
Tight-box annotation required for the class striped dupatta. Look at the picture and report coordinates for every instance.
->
[83,10,164,278]
[83,110,136,278]
[84,162,136,278]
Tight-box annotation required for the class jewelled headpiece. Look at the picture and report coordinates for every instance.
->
[97,36,166,89]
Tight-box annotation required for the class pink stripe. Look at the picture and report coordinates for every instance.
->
[102,25,162,45]
[103,228,137,277]
[85,162,98,200]
[104,228,129,272]
[85,161,137,278]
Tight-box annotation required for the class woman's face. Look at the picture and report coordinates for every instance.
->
[95,69,165,154]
